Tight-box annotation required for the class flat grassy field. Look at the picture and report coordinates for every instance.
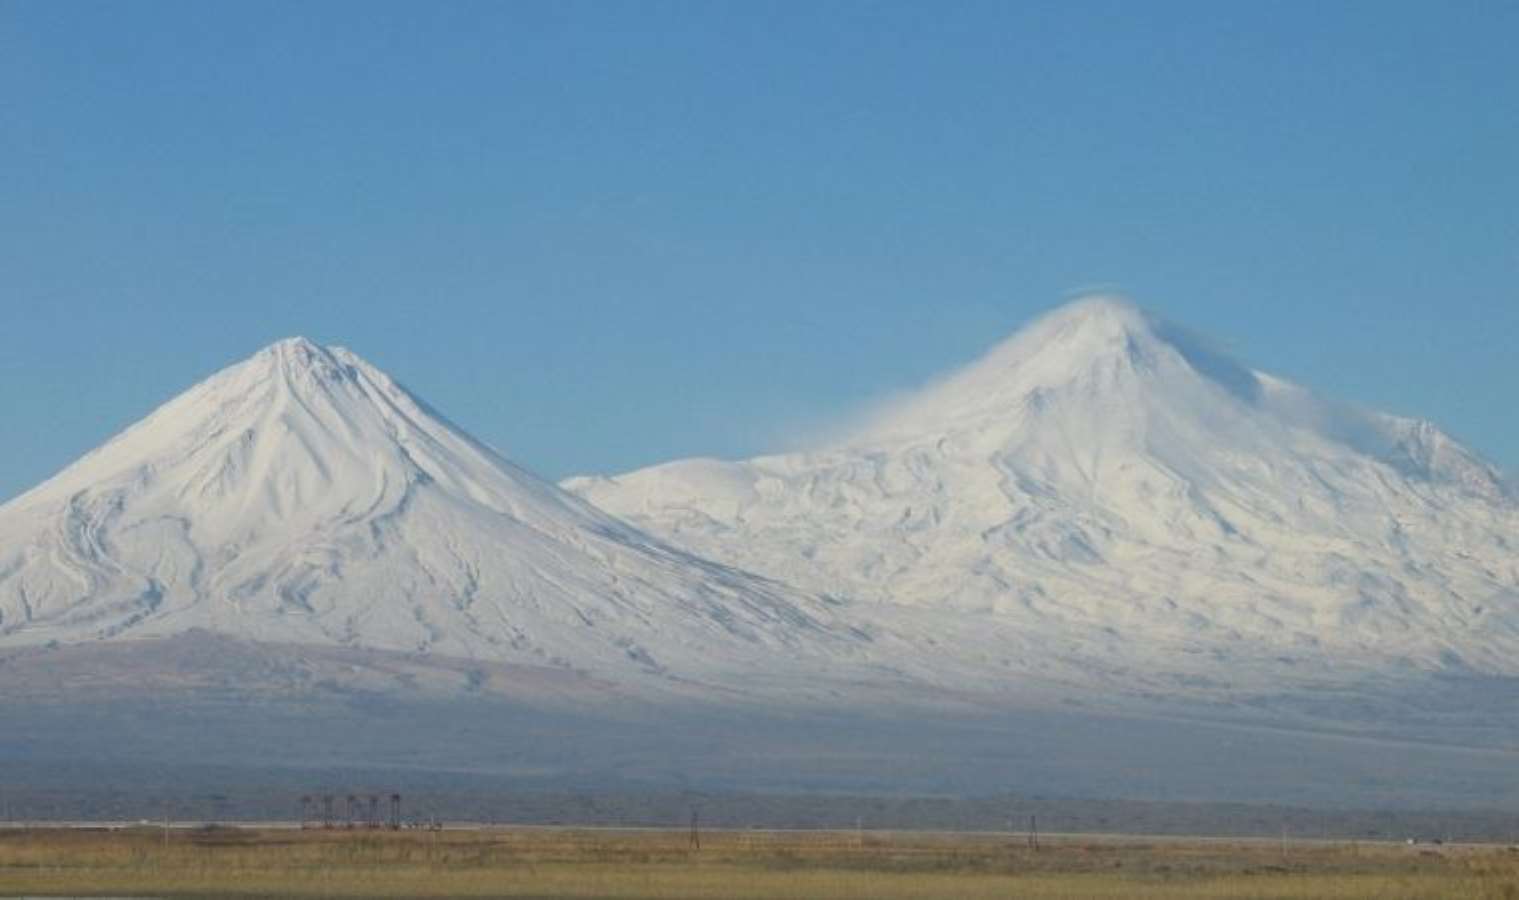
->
[2,824,1517,899]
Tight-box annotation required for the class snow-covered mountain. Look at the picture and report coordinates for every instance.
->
[568,297,1519,692]
[6,305,1516,713]
[0,338,856,684]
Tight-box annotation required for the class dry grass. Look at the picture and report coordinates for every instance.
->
[1,825,1517,898]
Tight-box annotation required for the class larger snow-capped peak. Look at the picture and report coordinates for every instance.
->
[854,298,1176,430]
[568,297,1519,686]
[846,296,1506,500]
[0,338,855,683]
[854,295,1191,439]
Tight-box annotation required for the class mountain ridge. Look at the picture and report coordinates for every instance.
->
[4,301,1515,712]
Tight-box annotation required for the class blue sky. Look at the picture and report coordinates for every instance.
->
[2,1,1516,500]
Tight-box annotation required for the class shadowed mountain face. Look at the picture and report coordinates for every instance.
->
[568,297,1519,691]
[0,338,859,690]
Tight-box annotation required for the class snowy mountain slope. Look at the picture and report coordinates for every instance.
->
[567,297,1519,688]
[0,338,861,685]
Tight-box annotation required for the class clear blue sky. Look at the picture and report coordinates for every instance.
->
[3,1,1516,501]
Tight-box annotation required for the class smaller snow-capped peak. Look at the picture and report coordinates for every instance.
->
[243,337,386,406]
[246,336,344,385]
[0,337,857,680]
[264,334,326,358]
[0,337,589,537]
[255,337,399,397]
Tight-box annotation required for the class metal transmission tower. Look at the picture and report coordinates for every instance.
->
[389,794,402,830]
[345,794,360,829]
[321,795,335,830]
[366,795,381,829]
[689,808,700,850]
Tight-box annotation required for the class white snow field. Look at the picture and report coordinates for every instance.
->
[2,299,1516,717]
[567,297,1519,700]
[0,338,863,688]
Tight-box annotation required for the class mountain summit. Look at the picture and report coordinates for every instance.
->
[569,298,1519,691]
[851,297,1506,499]
[853,295,1197,440]
[0,339,850,683]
